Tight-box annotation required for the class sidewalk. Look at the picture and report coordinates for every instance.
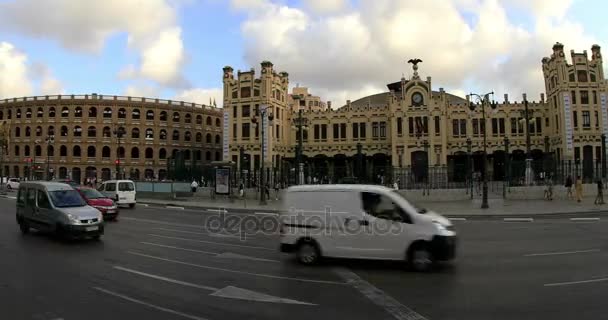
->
[138,196,608,218]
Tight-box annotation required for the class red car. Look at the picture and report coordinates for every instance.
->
[76,187,119,221]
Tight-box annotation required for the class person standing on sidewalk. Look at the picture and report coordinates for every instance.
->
[191,179,199,193]
[238,181,244,198]
[575,176,583,203]
[544,175,553,200]
[274,182,280,200]
[565,175,573,199]
[594,179,604,205]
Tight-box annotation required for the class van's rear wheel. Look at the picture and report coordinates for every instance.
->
[408,243,433,272]
[19,220,29,234]
[7,185,12,190]
[129,203,135,209]
[296,241,320,265]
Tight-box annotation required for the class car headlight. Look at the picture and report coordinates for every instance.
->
[433,221,454,232]
[67,213,80,224]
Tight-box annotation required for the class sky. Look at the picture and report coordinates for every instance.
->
[0,0,605,108]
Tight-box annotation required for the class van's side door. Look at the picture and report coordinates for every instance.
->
[329,191,375,259]
[16,187,26,219]
[25,188,44,229]
[118,181,136,203]
[35,189,54,230]
[104,182,117,201]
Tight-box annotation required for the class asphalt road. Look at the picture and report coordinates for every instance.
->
[1,198,608,320]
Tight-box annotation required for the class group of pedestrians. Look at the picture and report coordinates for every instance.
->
[560,175,604,205]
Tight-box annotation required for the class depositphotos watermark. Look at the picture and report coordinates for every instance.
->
[202,206,409,240]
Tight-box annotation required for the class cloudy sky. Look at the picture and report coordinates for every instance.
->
[0,0,604,107]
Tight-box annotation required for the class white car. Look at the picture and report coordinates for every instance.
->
[6,178,20,190]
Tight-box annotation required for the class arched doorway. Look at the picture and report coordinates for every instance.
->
[145,169,154,180]
[24,167,30,180]
[158,169,167,181]
[531,149,544,180]
[511,150,526,185]
[333,154,348,182]
[86,166,96,180]
[448,151,468,183]
[411,151,428,183]
[311,155,328,182]
[130,168,140,181]
[372,153,389,184]
[101,168,111,181]
[583,145,594,181]
[59,167,68,179]
[72,167,82,184]
[492,150,506,181]
[13,166,19,178]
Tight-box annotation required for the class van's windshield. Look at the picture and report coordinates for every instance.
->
[390,190,427,214]
[49,190,87,208]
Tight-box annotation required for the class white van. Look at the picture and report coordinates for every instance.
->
[98,180,136,208]
[279,184,456,271]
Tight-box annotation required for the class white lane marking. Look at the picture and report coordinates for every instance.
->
[121,217,207,229]
[449,218,467,221]
[570,217,600,221]
[206,209,228,213]
[255,212,278,216]
[140,242,218,255]
[215,252,279,263]
[140,204,149,207]
[503,218,534,222]
[148,234,273,251]
[333,268,427,320]
[154,227,241,239]
[544,276,608,287]
[92,286,209,320]
[7,196,17,200]
[128,251,346,285]
[525,249,600,257]
[114,266,315,305]
[166,206,185,210]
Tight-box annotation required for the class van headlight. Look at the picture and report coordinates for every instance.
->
[433,221,454,232]
[67,213,80,225]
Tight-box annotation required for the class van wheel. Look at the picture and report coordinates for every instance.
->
[408,243,433,272]
[296,241,320,265]
[92,235,101,241]
[7,185,12,190]
[129,203,135,209]
[19,220,30,234]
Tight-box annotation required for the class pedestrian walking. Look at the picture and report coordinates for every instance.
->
[544,175,553,200]
[575,176,583,203]
[238,181,244,198]
[595,179,604,205]
[274,182,280,200]
[265,183,270,200]
[565,175,573,199]
[191,179,199,193]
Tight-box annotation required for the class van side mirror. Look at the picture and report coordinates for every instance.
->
[392,208,413,224]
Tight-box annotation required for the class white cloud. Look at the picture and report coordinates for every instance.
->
[123,85,161,98]
[174,88,223,107]
[303,0,348,14]
[233,0,605,107]
[0,42,32,98]
[0,0,189,88]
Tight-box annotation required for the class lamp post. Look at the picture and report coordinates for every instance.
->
[113,126,125,179]
[468,92,498,209]
[602,134,606,179]
[521,93,533,185]
[504,136,510,198]
[423,140,429,195]
[291,109,308,185]
[0,138,5,192]
[45,135,54,180]
[252,105,273,205]
[466,137,472,199]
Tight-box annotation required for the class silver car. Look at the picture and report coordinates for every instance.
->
[16,182,104,240]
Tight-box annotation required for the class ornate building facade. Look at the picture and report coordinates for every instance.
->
[224,43,607,184]
[0,94,223,183]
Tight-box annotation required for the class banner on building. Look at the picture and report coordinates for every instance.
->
[222,111,230,162]
[262,105,269,162]
[601,93,608,138]
[562,92,573,151]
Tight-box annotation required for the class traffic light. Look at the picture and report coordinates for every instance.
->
[115,159,120,165]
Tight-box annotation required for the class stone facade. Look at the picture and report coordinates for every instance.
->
[0,94,223,182]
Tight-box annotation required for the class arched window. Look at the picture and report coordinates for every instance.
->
[24,145,30,156]
[37,108,43,118]
[73,146,81,157]
[196,132,202,142]
[185,131,192,142]
[25,108,32,118]
[132,128,140,139]
[172,149,179,158]
[215,135,220,144]
[49,107,55,117]
[145,128,153,139]
[35,145,42,157]
[172,130,179,141]
[35,126,42,137]
[145,148,153,159]
[103,108,112,118]
[102,146,111,158]
[25,127,31,137]
[60,126,68,137]
[88,126,96,137]
[48,126,54,136]
[89,107,97,117]
[196,115,202,124]
[117,147,125,159]
[206,116,212,125]
[216,118,221,127]
[184,150,191,160]
[131,147,139,159]
[185,114,192,123]
[159,148,167,159]
[47,145,54,157]
[146,110,154,120]
[16,108,21,119]
[87,146,96,158]
[61,107,69,117]
[215,151,220,161]
[195,150,201,161]
[73,126,82,137]
[118,108,126,119]
[206,133,212,143]
[75,107,82,117]
[15,127,20,137]
[60,145,67,157]
[14,145,19,156]
[160,111,167,121]
[132,109,140,120]
[160,129,167,140]
[173,112,180,122]
[205,151,211,161]
[0,111,3,120]
[102,127,111,138]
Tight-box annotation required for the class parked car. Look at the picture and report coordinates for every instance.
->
[279,184,456,271]
[7,178,20,190]
[76,187,119,221]
[98,180,137,208]
[16,181,104,240]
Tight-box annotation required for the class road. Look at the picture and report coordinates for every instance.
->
[1,197,608,320]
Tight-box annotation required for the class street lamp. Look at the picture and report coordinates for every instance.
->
[252,105,274,205]
[466,137,472,199]
[423,140,429,195]
[468,92,498,209]
[113,126,125,179]
[602,134,606,179]
[45,135,55,180]
[291,109,309,185]
[520,93,533,185]
[504,136,510,198]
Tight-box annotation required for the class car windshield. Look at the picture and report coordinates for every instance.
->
[390,190,427,213]
[80,188,106,199]
[49,190,87,208]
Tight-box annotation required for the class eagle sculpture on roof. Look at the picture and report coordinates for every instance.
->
[407,58,423,66]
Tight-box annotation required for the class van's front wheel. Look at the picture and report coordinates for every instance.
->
[408,243,434,272]
[19,220,29,234]
[296,241,320,265]
[129,203,136,209]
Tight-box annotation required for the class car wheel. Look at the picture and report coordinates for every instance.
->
[19,220,30,234]
[7,185,11,190]
[92,235,101,241]
[129,203,135,209]
[408,243,434,272]
[296,240,320,265]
